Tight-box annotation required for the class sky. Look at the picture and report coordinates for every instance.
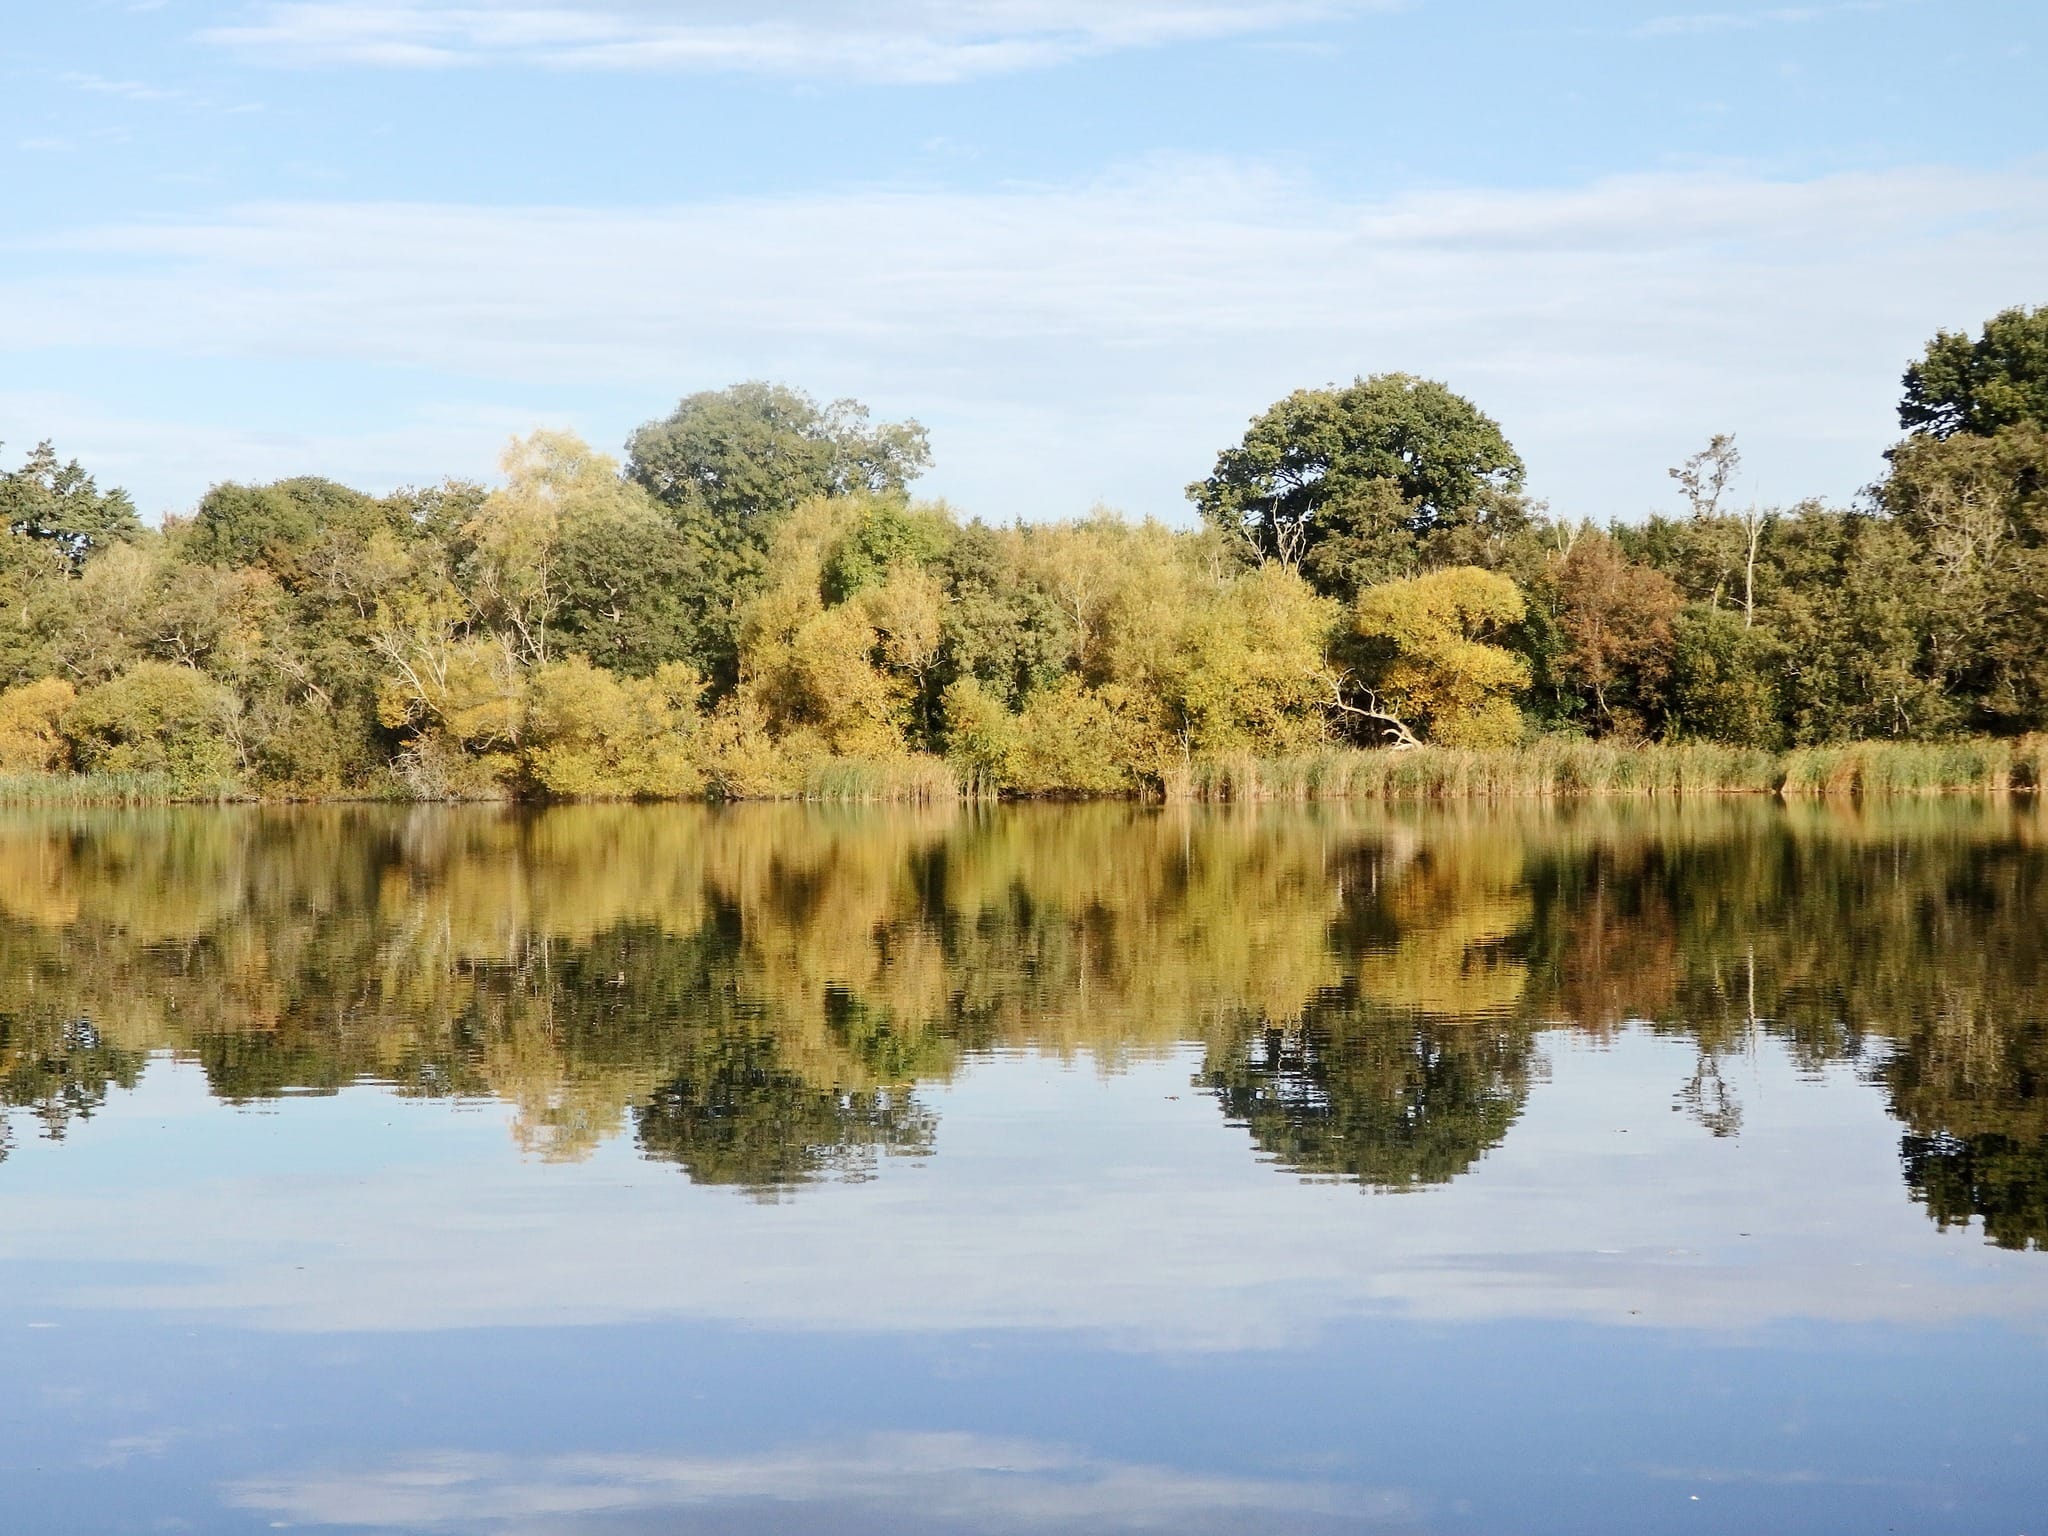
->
[1,1,2043,526]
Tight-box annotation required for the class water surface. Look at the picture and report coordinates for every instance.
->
[2,800,2044,1533]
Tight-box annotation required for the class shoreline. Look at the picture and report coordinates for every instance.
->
[4,736,2042,807]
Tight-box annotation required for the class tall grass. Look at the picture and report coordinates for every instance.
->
[1779,735,2048,796]
[796,756,963,803]
[1187,736,2048,802]
[0,737,2040,807]
[0,770,195,806]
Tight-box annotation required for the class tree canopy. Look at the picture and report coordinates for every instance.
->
[0,440,142,573]
[626,381,930,535]
[1900,304,2048,439]
[1188,373,1525,601]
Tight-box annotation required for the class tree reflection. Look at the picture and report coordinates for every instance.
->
[1203,1004,1534,1190]
[636,1027,935,1195]
[0,798,2041,1243]
[0,1016,144,1161]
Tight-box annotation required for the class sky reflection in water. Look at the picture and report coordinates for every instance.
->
[1,800,2044,1534]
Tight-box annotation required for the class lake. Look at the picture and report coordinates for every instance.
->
[2,800,2044,1534]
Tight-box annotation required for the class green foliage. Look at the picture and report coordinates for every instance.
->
[628,381,931,526]
[5,325,2047,806]
[0,440,142,573]
[63,662,239,792]
[1879,424,2048,731]
[1668,607,1786,749]
[1767,508,1960,743]
[625,384,931,682]
[934,522,1074,709]
[1190,374,1525,600]
[554,503,710,677]
[821,499,950,603]
[182,476,412,589]
[1901,304,2048,439]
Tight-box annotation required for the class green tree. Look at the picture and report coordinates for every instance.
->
[1880,423,2048,731]
[553,505,710,678]
[625,383,931,684]
[0,441,142,572]
[932,522,1073,711]
[1766,507,1957,742]
[1667,607,1786,748]
[182,476,412,591]
[1189,374,1525,600]
[1900,304,2048,439]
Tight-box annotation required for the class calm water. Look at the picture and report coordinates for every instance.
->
[2,800,2045,1534]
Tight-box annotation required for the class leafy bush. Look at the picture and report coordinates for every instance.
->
[62,662,238,792]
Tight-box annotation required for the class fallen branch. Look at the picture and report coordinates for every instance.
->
[1325,673,1423,750]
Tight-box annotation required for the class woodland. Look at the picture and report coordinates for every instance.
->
[1,305,2044,801]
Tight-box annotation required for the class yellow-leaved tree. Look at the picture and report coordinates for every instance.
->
[0,677,77,774]
[523,656,705,800]
[462,430,654,667]
[1350,566,1529,748]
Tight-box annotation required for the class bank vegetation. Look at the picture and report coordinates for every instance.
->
[2,306,2045,803]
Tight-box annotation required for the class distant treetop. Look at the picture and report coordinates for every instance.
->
[1900,304,2048,439]
[625,381,931,532]
[0,440,142,573]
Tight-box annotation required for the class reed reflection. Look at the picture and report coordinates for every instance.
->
[0,799,2042,1243]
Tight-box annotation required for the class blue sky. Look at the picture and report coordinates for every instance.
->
[2,0,2043,525]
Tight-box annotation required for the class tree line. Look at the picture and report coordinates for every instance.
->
[1,306,2044,799]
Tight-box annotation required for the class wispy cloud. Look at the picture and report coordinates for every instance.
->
[201,0,1392,82]
[1632,0,1906,39]
[226,1433,1409,1531]
[4,157,2043,523]
[60,70,190,102]
[57,69,262,114]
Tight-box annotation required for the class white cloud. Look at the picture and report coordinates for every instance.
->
[3,158,2044,524]
[60,70,190,102]
[202,0,1387,81]
[0,389,561,519]
[225,1433,1407,1531]
[55,69,263,115]
[1630,0,1904,38]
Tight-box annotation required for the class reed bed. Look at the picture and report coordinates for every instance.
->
[1778,736,2047,796]
[1186,736,2048,802]
[0,736,2040,807]
[795,756,964,803]
[0,770,195,806]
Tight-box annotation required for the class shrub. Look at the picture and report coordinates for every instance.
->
[523,657,705,799]
[1008,678,1139,795]
[63,662,238,792]
[0,677,77,774]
